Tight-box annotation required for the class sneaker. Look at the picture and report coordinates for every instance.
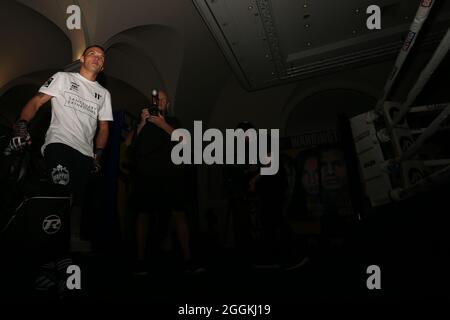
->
[34,272,57,292]
[183,260,206,274]
[133,261,149,276]
[284,256,310,271]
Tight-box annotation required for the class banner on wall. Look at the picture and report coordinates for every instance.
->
[281,129,340,150]
[280,130,354,234]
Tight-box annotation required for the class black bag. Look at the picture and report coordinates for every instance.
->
[1,190,71,256]
[0,144,72,261]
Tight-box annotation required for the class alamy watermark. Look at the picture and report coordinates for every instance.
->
[171,121,279,175]
[366,264,381,290]
[66,265,81,290]
[66,5,81,30]
[366,5,381,30]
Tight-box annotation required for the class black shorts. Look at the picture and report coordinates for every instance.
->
[44,143,92,206]
[131,174,186,214]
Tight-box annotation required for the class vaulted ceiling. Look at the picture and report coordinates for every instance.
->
[2,0,450,128]
[2,0,231,123]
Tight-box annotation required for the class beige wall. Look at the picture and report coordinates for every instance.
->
[0,1,71,92]
[208,60,389,135]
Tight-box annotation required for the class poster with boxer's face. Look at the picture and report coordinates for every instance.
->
[283,145,354,225]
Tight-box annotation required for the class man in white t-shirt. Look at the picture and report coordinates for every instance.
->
[11,45,113,255]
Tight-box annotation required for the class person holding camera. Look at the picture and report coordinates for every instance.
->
[126,90,194,274]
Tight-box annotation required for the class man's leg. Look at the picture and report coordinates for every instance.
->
[42,144,73,296]
[131,175,153,274]
[167,176,205,272]
[44,143,71,194]
[172,210,191,262]
[69,148,93,253]
[70,206,92,252]
[44,143,72,249]
[136,213,150,262]
[44,143,92,253]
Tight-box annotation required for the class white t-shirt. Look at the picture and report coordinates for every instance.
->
[39,72,113,157]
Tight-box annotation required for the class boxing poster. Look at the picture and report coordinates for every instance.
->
[282,132,354,234]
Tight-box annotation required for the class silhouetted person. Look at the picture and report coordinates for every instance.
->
[126,90,195,274]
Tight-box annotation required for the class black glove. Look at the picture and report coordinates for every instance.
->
[5,120,31,154]
[92,148,103,173]
[4,136,28,155]
[13,120,30,141]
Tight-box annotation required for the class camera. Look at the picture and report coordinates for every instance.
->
[148,89,160,116]
[148,106,160,116]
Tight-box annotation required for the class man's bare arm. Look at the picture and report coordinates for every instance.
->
[96,120,109,150]
[19,93,52,121]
